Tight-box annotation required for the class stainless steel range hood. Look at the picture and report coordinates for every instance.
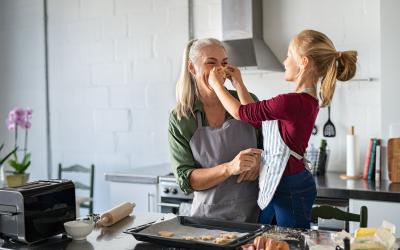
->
[222,0,283,72]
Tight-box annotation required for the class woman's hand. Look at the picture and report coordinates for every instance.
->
[237,151,262,183]
[208,67,225,90]
[225,64,244,89]
[227,148,263,176]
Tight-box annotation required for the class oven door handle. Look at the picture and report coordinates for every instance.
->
[0,211,18,216]
[156,202,180,208]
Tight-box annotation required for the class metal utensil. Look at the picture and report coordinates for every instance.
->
[323,106,336,137]
[312,125,318,135]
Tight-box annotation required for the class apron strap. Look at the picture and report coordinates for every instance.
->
[196,112,203,128]
[289,150,312,172]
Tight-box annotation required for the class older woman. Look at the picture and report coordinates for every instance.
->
[168,38,263,222]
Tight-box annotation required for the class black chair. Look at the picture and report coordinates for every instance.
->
[58,163,95,215]
[311,205,368,231]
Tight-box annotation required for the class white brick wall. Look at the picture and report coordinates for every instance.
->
[48,0,188,211]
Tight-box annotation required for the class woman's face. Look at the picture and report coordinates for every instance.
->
[189,45,228,91]
[283,46,300,82]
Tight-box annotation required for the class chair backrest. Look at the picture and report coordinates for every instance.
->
[311,205,368,229]
[58,163,95,214]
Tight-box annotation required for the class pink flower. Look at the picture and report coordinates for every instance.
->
[26,108,33,119]
[14,108,25,118]
[7,122,16,132]
[22,121,31,129]
[6,107,33,130]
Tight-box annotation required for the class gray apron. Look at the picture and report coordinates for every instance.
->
[189,112,260,223]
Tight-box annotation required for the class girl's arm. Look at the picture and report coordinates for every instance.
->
[226,65,255,105]
[209,67,242,120]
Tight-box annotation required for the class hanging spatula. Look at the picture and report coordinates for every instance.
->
[323,106,336,137]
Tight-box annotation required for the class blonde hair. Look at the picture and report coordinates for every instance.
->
[290,30,357,107]
[174,38,225,119]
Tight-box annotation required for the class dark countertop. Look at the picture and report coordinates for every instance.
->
[315,172,400,202]
[104,165,400,202]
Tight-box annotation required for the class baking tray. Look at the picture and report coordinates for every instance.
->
[124,216,265,250]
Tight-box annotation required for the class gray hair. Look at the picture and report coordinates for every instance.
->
[174,38,225,119]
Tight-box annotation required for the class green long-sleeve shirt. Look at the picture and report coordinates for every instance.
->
[168,90,263,194]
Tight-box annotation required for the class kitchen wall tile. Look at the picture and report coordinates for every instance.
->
[66,20,102,43]
[115,36,153,61]
[128,12,168,36]
[102,15,128,39]
[109,85,147,109]
[132,58,172,83]
[79,0,114,19]
[94,109,131,132]
[115,0,153,15]
[92,63,127,85]
[81,40,115,65]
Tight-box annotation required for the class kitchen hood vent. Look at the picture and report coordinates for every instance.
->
[222,0,284,72]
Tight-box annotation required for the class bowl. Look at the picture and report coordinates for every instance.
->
[64,220,94,240]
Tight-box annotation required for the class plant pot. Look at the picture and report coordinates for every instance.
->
[6,173,30,187]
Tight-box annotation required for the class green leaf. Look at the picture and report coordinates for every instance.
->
[8,159,21,171]
[12,152,18,163]
[22,153,31,167]
[1,147,17,165]
[18,161,30,174]
[0,143,4,152]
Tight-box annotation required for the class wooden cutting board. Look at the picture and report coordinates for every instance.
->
[388,138,400,183]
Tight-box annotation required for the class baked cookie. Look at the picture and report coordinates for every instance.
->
[200,235,214,241]
[220,233,237,240]
[182,236,197,241]
[214,237,230,244]
[158,231,175,237]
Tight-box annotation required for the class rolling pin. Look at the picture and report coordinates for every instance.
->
[97,202,135,227]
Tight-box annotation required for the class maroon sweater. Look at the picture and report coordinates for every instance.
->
[239,93,319,176]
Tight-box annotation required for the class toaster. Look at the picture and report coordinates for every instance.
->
[0,180,76,243]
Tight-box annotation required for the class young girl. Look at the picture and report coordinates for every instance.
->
[209,30,357,228]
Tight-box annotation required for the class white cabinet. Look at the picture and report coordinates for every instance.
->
[109,182,159,213]
[349,199,400,237]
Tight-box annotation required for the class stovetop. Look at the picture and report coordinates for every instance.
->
[158,173,193,199]
[158,172,177,183]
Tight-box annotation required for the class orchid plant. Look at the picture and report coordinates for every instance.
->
[6,108,33,174]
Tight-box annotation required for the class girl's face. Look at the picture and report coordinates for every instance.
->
[189,45,228,91]
[283,46,300,82]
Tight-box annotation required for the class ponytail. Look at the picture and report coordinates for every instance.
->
[291,30,358,107]
[175,39,197,120]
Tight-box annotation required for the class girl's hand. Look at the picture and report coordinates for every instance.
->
[225,64,244,89]
[208,67,225,90]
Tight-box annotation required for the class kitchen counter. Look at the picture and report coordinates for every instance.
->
[104,163,171,184]
[0,213,175,250]
[2,213,399,250]
[105,166,400,203]
[315,172,400,202]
